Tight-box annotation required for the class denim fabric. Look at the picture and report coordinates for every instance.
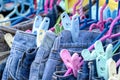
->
[77,60,104,80]
[42,30,100,80]
[52,70,76,80]
[77,61,89,80]
[0,58,7,80]
[112,53,120,63]
[29,31,57,80]
[2,31,36,80]
[16,48,37,80]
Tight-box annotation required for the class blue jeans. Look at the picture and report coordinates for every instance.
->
[77,60,104,80]
[42,30,100,80]
[29,31,57,80]
[52,70,76,80]
[16,48,37,80]
[2,31,36,80]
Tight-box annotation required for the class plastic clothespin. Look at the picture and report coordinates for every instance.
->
[70,14,79,42]
[71,53,83,77]
[32,15,42,35]
[60,49,83,77]
[95,40,113,80]
[61,12,71,31]
[107,58,120,80]
[61,13,80,42]
[4,33,13,48]
[81,49,97,61]
[36,17,50,47]
[38,17,50,30]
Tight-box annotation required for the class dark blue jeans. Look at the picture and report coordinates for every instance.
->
[16,48,37,80]
[42,30,100,80]
[2,31,36,80]
[77,60,104,80]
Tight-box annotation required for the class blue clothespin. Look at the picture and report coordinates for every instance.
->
[32,15,42,35]
[61,12,71,31]
[71,14,80,42]
[36,17,50,47]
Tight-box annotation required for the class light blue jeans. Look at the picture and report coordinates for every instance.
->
[2,31,36,80]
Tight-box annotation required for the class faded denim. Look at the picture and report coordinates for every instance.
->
[29,31,57,80]
[16,48,37,80]
[42,30,100,80]
[2,31,36,80]
[52,70,76,80]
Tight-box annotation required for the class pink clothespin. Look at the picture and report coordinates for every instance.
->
[25,30,32,33]
[60,49,83,77]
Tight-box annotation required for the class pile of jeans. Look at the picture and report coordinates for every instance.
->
[0,23,119,80]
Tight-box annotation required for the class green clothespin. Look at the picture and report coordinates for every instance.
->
[95,40,113,80]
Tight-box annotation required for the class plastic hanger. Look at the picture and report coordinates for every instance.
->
[8,0,35,26]
[2,0,16,11]
[112,41,120,54]
[79,0,99,30]
[89,0,113,32]
[36,0,44,15]
[44,0,54,14]
[0,0,34,26]
[88,0,120,51]
[73,0,85,19]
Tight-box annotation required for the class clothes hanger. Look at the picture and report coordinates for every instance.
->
[2,0,16,11]
[112,41,120,54]
[9,0,35,25]
[88,0,120,51]
[0,0,34,26]
[89,0,113,32]
[79,0,99,30]
[44,0,55,14]
[88,13,120,51]
[36,0,44,15]
[73,0,85,19]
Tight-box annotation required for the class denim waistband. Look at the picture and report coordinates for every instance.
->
[52,30,100,51]
[11,31,36,52]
